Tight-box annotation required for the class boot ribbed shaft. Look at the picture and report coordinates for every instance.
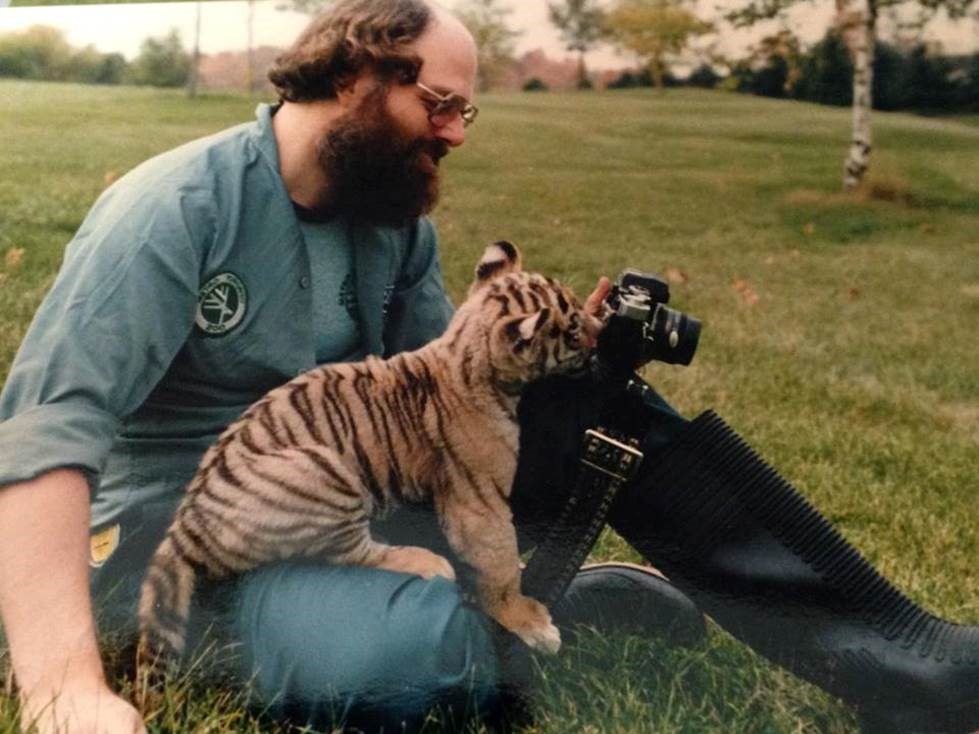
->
[637,410,979,667]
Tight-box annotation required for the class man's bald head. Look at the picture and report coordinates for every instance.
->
[268,0,475,103]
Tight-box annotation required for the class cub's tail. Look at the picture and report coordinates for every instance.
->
[136,534,198,688]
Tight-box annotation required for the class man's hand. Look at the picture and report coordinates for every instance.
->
[583,276,611,319]
[0,469,145,734]
[21,684,146,734]
[581,276,612,344]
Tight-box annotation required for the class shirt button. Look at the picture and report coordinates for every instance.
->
[299,276,310,289]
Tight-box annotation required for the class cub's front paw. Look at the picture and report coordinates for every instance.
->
[516,618,562,654]
[497,594,562,655]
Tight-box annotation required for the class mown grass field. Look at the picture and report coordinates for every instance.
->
[1,79,978,733]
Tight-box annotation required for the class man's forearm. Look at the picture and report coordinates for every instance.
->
[0,468,107,699]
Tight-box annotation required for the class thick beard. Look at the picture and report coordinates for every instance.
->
[315,87,447,228]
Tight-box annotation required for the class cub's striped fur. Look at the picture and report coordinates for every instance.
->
[137,242,598,674]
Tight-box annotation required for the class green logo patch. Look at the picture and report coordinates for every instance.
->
[196,272,247,335]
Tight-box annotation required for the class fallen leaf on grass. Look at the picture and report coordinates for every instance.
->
[664,267,689,284]
[5,247,25,271]
[919,223,936,234]
[803,222,816,236]
[732,278,760,306]
[847,287,861,301]
[104,170,119,186]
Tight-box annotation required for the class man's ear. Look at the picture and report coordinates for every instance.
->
[468,241,522,296]
[335,72,373,109]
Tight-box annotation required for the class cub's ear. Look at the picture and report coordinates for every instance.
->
[469,241,522,294]
[505,308,550,344]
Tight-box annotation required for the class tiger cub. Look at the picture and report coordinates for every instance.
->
[137,241,599,672]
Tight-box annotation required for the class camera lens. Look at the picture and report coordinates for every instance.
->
[646,305,701,366]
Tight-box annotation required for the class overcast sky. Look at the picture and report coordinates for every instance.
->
[0,0,975,69]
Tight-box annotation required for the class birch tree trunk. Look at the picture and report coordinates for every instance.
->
[842,0,877,190]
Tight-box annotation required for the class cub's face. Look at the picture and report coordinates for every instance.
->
[466,242,599,384]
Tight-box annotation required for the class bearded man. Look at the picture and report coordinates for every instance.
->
[0,2,703,732]
[7,2,979,734]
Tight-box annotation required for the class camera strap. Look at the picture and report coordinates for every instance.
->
[521,420,644,607]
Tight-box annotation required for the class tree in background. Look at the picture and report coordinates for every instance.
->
[129,29,192,88]
[0,26,128,85]
[0,25,72,80]
[70,46,128,85]
[757,29,802,92]
[547,0,606,88]
[871,40,909,108]
[904,43,958,107]
[727,28,801,97]
[454,0,521,92]
[687,63,721,87]
[734,28,977,113]
[726,0,977,191]
[791,30,853,105]
[603,0,713,91]
[960,52,979,110]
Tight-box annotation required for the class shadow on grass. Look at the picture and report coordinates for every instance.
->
[527,625,858,734]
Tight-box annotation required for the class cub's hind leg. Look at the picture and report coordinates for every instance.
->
[364,543,456,581]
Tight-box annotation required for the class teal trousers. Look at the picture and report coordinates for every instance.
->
[92,503,500,732]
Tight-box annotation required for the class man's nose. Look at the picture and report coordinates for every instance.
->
[435,115,466,147]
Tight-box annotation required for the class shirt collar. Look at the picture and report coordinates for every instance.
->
[251,102,283,176]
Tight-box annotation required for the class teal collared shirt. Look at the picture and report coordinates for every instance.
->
[0,103,454,528]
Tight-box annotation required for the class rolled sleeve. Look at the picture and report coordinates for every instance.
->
[0,176,208,490]
[382,218,455,356]
[0,403,119,487]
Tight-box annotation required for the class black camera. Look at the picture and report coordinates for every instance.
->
[594,268,702,377]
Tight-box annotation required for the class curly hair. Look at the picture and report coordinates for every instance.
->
[268,0,434,102]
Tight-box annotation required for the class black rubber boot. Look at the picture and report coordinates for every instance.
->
[552,563,706,646]
[614,408,979,734]
[514,376,979,733]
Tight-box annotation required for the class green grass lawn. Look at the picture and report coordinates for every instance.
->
[1,79,978,733]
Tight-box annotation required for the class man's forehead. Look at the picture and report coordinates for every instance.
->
[411,15,477,99]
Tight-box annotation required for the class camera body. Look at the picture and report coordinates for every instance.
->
[594,268,701,377]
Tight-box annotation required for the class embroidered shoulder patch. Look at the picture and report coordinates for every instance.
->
[90,524,120,568]
[196,272,247,335]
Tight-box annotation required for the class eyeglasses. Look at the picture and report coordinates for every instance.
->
[415,81,478,128]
